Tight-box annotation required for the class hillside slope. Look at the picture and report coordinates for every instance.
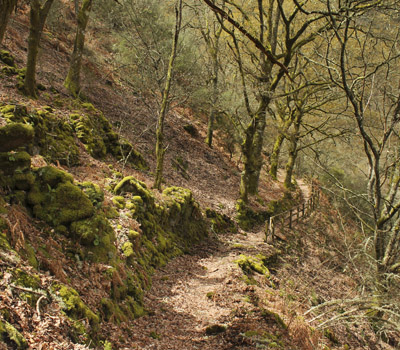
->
[0,5,397,350]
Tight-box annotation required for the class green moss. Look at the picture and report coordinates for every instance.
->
[0,232,11,251]
[78,182,104,208]
[206,208,237,234]
[52,283,99,326]
[0,50,16,67]
[205,324,227,335]
[0,320,28,349]
[0,151,31,176]
[13,173,36,191]
[261,309,287,330]
[100,298,128,323]
[112,196,126,209]
[103,205,119,219]
[70,213,112,245]
[12,268,40,289]
[85,228,117,263]
[6,110,80,166]
[122,242,135,258]
[20,243,38,269]
[30,182,94,226]
[81,102,96,112]
[11,269,43,306]
[236,199,269,231]
[114,177,151,201]
[1,66,18,75]
[0,123,34,153]
[236,254,270,277]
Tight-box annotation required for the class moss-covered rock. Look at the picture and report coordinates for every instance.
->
[236,199,269,231]
[112,196,125,209]
[52,283,99,327]
[4,108,80,166]
[0,320,28,349]
[78,182,104,208]
[236,254,270,277]
[69,109,147,169]
[206,208,237,234]
[37,166,74,187]
[70,214,113,246]
[1,66,17,75]
[0,123,34,152]
[0,50,16,67]
[162,187,207,246]
[0,151,31,175]
[29,181,94,226]
[114,177,151,201]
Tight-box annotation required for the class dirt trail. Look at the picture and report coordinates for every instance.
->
[128,179,313,350]
[129,229,274,350]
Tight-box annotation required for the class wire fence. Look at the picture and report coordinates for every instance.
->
[265,183,320,242]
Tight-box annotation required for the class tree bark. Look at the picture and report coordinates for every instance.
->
[64,0,93,96]
[0,0,17,45]
[153,0,182,190]
[284,110,302,190]
[239,98,268,202]
[269,133,285,180]
[205,55,219,147]
[23,0,54,98]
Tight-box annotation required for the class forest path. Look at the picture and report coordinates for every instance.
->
[129,178,313,349]
[129,228,276,350]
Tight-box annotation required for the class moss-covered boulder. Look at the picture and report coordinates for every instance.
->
[206,208,237,234]
[236,199,269,231]
[0,151,31,176]
[163,187,207,242]
[78,182,104,209]
[30,182,94,226]
[27,167,94,227]
[69,108,147,169]
[70,214,113,246]
[114,177,152,204]
[0,123,34,152]
[52,283,99,327]
[236,254,270,277]
[3,108,80,166]
[0,50,16,67]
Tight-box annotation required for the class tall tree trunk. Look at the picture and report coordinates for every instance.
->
[284,112,301,190]
[239,98,268,202]
[269,133,285,180]
[23,0,54,98]
[64,0,93,96]
[0,0,17,45]
[153,0,182,190]
[205,57,218,147]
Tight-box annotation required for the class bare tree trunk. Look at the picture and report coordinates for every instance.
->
[23,0,54,98]
[153,0,182,190]
[205,58,218,147]
[0,0,17,45]
[269,133,285,180]
[204,23,222,148]
[64,0,93,96]
[239,98,268,202]
[284,111,302,190]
